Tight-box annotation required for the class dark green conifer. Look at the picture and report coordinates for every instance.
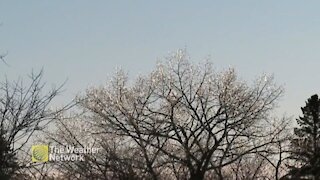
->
[288,94,320,179]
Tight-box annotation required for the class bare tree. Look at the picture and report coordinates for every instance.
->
[40,108,153,180]
[0,70,65,178]
[75,50,285,180]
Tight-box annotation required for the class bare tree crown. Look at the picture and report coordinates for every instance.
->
[74,50,285,179]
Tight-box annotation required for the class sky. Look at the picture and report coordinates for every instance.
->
[0,1,320,118]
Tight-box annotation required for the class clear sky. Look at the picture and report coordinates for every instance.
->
[1,1,320,118]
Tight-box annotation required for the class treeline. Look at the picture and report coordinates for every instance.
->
[1,50,319,180]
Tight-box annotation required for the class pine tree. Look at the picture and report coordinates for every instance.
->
[288,94,320,179]
[0,134,18,180]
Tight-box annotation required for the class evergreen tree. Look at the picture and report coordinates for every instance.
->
[288,94,320,179]
[0,134,18,180]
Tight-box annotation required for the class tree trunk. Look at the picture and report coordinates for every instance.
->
[190,171,205,180]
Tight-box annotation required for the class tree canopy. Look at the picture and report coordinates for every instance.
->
[286,94,320,179]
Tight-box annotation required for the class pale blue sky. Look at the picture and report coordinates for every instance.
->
[1,1,320,117]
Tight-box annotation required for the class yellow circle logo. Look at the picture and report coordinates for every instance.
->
[32,145,48,162]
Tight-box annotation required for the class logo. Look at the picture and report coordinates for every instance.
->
[32,145,49,162]
[31,144,100,162]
